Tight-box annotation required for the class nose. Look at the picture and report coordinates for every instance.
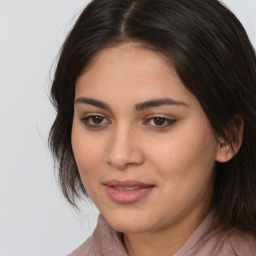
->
[105,125,145,170]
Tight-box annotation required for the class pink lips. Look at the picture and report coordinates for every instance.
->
[104,180,155,204]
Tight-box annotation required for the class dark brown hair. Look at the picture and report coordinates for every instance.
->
[49,0,256,235]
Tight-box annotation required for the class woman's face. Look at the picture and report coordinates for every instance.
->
[72,43,220,234]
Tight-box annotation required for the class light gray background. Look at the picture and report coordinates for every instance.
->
[0,1,255,255]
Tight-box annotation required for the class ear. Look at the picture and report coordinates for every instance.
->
[216,115,244,163]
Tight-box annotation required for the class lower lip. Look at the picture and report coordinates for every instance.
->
[105,186,154,204]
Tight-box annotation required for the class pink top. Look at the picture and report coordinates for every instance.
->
[68,210,256,256]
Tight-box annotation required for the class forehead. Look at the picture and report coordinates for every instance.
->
[75,43,197,107]
[83,42,173,72]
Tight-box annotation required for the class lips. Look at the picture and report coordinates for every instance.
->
[104,180,155,204]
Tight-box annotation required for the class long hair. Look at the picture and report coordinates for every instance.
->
[49,0,256,235]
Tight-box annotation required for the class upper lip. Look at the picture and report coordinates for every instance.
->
[104,179,155,188]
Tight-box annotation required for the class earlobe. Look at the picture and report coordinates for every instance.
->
[216,140,235,163]
[215,115,244,163]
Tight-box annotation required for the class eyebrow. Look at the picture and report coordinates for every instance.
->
[135,98,188,111]
[75,97,188,111]
[75,97,111,110]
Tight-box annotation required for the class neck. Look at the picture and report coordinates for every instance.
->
[123,207,210,256]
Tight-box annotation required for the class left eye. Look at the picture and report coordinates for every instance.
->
[145,117,176,128]
[81,115,110,127]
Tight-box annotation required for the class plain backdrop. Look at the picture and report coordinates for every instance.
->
[0,1,255,255]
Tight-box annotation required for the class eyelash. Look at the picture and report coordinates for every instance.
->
[81,115,111,128]
[144,116,177,128]
[81,115,177,129]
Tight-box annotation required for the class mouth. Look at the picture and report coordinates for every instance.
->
[112,186,142,191]
[104,180,155,204]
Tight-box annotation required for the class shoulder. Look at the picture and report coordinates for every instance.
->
[67,236,94,256]
[186,229,256,256]
[66,214,126,256]
[226,230,256,256]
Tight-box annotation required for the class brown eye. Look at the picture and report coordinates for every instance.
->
[81,115,111,128]
[91,116,104,124]
[153,117,166,126]
[145,116,177,128]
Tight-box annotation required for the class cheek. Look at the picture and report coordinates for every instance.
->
[146,121,218,183]
[72,133,105,200]
[72,141,102,174]
[71,122,103,181]
[146,128,217,215]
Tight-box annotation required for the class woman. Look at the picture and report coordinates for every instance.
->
[49,0,256,255]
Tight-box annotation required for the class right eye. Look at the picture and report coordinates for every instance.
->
[81,115,111,128]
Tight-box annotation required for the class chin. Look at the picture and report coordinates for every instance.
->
[101,210,154,234]
[109,221,149,234]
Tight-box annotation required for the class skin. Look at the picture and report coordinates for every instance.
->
[71,42,231,256]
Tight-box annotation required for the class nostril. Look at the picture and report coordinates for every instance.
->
[104,130,145,169]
